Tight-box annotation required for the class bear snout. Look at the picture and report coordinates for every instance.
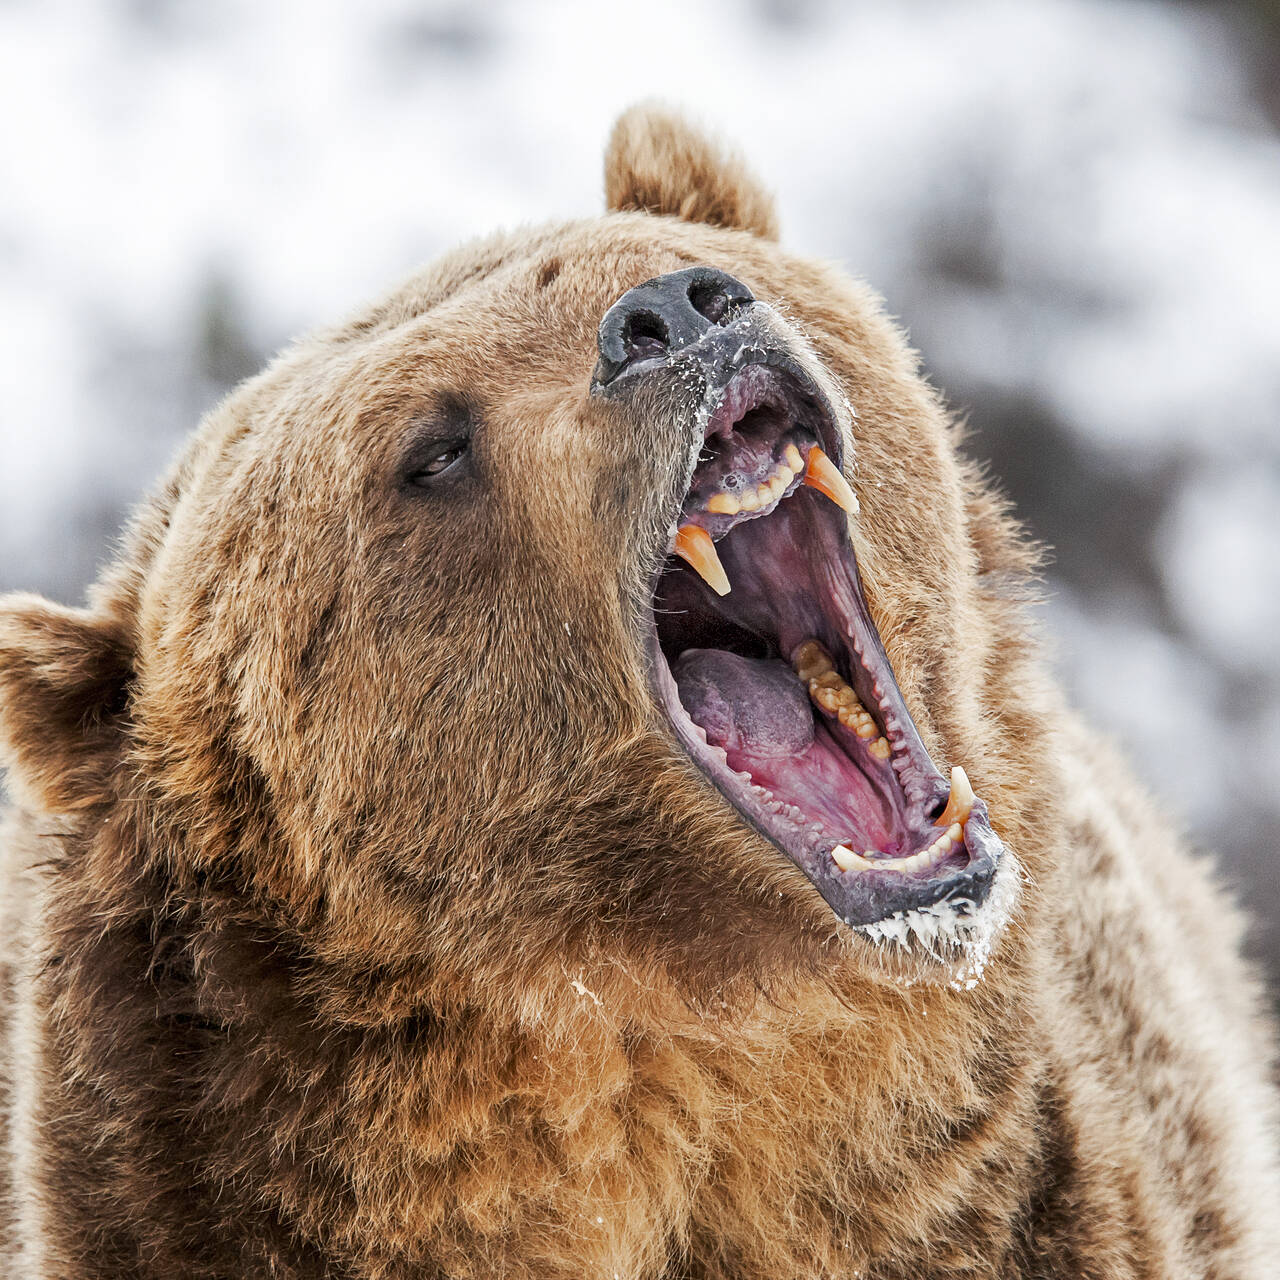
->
[591,264,755,389]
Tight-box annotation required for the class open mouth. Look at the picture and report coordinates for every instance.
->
[646,362,1006,937]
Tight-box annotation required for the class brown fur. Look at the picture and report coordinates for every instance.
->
[1,106,1277,1279]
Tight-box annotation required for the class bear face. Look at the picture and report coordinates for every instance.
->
[0,111,1048,1021]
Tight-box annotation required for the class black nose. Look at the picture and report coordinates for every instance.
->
[593,266,755,388]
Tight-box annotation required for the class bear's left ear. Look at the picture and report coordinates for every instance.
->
[0,594,135,813]
[604,102,779,240]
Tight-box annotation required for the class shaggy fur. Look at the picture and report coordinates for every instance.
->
[1,106,1277,1279]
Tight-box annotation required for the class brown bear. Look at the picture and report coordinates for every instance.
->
[1,104,1277,1279]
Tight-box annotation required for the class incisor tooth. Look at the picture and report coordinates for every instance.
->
[803,447,859,515]
[934,765,975,829]
[707,492,740,515]
[674,524,730,596]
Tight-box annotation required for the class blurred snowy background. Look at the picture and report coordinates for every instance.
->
[2,0,1278,994]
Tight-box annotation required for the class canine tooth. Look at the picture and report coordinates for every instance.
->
[934,766,975,829]
[784,443,804,472]
[832,845,875,873]
[803,447,859,515]
[869,737,891,760]
[707,492,740,515]
[674,524,730,596]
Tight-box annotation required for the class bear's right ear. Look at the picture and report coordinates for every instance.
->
[604,103,779,240]
[0,594,134,812]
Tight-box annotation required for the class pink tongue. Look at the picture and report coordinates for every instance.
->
[672,648,900,854]
[672,650,814,759]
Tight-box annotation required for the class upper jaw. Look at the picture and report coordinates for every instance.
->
[595,305,1010,941]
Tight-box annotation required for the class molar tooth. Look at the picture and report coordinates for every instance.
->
[813,686,842,712]
[707,492,740,515]
[755,481,774,505]
[934,766,975,829]
[768,472,789,499]
[674,524,731,596]
[803,447,859,515]
[793,641,834,681]
[739,488,761,512]
[869,737,891,761]
[855,720,878,740]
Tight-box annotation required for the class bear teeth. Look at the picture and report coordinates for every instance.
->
[794,640,979,878]
[830,823,963,877]
[673,524,730,596]
[791,640,888,752]
[934,765,975,829]
[802,446,858,515]
[705,445,804,516]
[699,444,855,521]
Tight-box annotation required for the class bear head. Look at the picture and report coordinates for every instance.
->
[0,105,1050,1020]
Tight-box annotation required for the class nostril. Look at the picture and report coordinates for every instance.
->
[623,311,669,363]
[688,282,730,325]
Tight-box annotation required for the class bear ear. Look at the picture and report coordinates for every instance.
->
[0,594,134,812]
[604,102,779,240]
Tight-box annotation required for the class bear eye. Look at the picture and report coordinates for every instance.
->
[406,438,469,485]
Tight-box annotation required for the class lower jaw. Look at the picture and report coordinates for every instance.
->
[647,489,1008,937]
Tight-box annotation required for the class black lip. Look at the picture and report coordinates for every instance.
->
[595,314,1005,930]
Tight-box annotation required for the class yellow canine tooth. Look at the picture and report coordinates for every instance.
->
[803,447,859,515]
[934,765,975,828]
[674,524,730,596]
[707,492,740,515]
